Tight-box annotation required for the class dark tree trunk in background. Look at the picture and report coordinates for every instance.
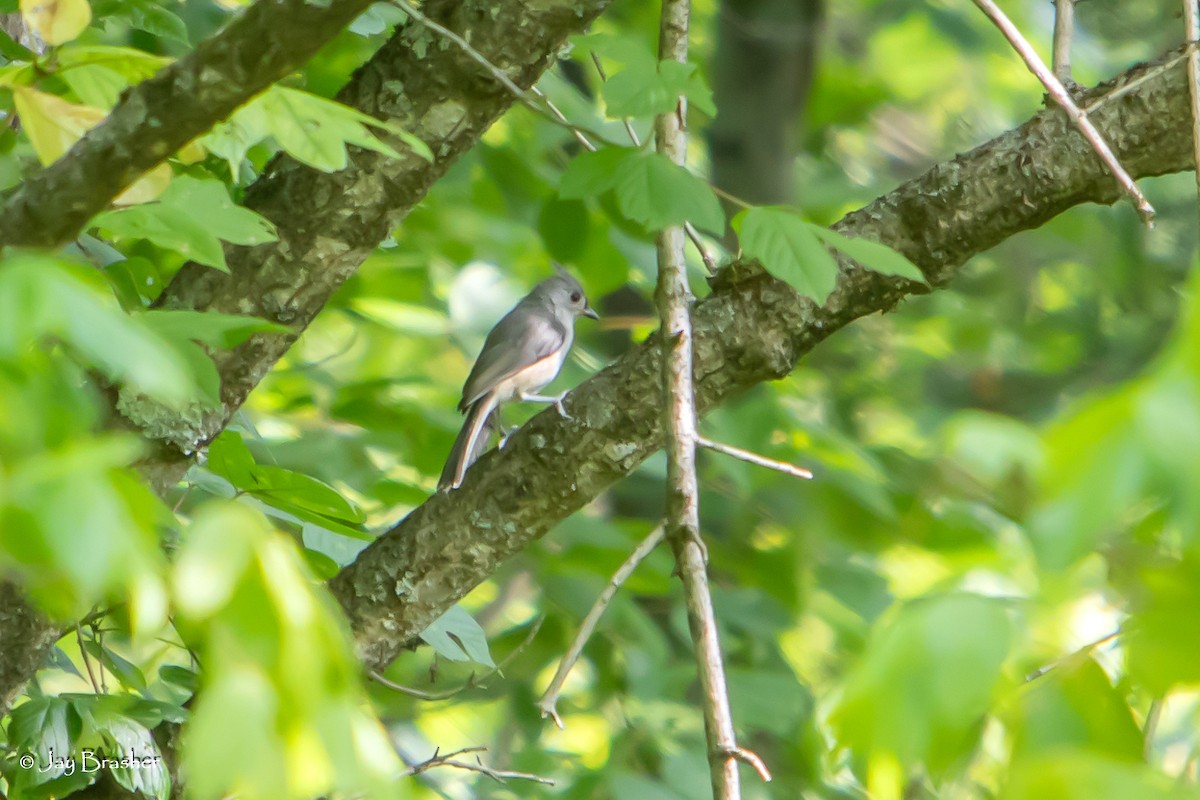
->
[707,0,823,206]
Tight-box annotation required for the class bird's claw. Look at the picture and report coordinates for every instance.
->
[553,392,571,420]
[498,425,518,448]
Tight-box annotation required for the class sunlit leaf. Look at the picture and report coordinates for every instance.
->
[733,206,840,301]
[419,605,495,667]
[93,176,277,271]
[811,225,925,282]
[831,593,1012,772]
[20,0,91,45]
[559,145,636,199]
[613,151,724,233]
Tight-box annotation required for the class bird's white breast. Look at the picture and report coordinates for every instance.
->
[490,345,568,402]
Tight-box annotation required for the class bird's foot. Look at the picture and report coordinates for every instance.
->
[498,425,518,448]
[553,391,571,419]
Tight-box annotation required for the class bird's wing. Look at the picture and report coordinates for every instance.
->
[459,303,568,410]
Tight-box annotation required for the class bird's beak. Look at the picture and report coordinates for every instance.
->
[583,306,599,320]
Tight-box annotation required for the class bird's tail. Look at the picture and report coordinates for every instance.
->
[438,397,498,491]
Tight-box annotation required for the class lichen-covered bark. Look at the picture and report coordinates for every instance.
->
[0,581,59,714]
[0,0,379,248]
[328,48,1195,670]
[0,0,614,719]
[151,0,610,451]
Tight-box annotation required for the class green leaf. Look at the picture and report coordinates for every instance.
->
[9,696,78,783]
[733,206,840,302]
[248,466,367,525]
[158,665,199,695]
[206,431,257,489]
[613,151,724,233]
[831,593,1012,772]
[602,65,678,119]
[659,60,715,116]
[1008,657,1142,762]
[142,309,288,349]
[55,45,170,108]
[0,253,195,403]
[570,32,657,70]
[206,431,370,534]
[601,59,715,119]
[93,176,277,271]
[419,605,495,667]
[559,146,636,200]
[99,715,171,800]
[1003,753,1189,800]
[810,225,925,282]
[93,0,189,43]
[1126,554,1200,693]
[254,86,431,171]
[82,640,150,696]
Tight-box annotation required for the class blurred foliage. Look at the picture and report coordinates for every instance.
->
[1,0,1199,798]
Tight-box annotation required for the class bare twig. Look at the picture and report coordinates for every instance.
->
[529,85,595,152]
[712,184,754,211]
[537,525,666,728]
[75,623,102,694]
[1145,696,1163,762]
[371,616,543,701]
[1052,0,1076,82]
[389,0,614,148]
[696,435,813,480]
[723,745,773,784]
[1183,0,1200,218]
[972,0,1156,225]
[653,1,767,797]
[1024,628,1121,682]
[404,745,555,785]
[1084,51,1188,113]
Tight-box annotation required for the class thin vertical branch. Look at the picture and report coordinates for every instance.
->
[653,1,768,796]
[972,0,1155,225]
[581,53,717,273]
[1052,0,1076,82]
[1183,0,1200,221]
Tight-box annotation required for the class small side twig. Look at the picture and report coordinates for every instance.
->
[1145,696,1164,762]
[537,525,666,728]
[721,744,773,784]
[585,52,716,274]
[75,623,102,694]
[371,616,543,701]
[972,0,1155,226]
[1183,0,1200,220]
[696,435,813,480]
[1084,52,1188,114]
[1052,0,1076,83]
[405,746,555,785]
[1024,628,1121,682]
[389,0,614,148]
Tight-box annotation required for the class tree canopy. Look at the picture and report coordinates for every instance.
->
[1,1,1199,799]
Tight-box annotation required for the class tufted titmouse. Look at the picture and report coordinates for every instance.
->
[438,267,598,491]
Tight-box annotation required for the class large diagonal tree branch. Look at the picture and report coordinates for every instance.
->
[0,0,614,716]
[0,0,385,248]
[329,49,1195,669]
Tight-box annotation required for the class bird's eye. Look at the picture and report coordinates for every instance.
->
[570,292,582,303]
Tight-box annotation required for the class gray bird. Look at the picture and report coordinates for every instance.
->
[438,267,598,491]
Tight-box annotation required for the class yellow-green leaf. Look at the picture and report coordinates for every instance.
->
[20,0,91,46]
